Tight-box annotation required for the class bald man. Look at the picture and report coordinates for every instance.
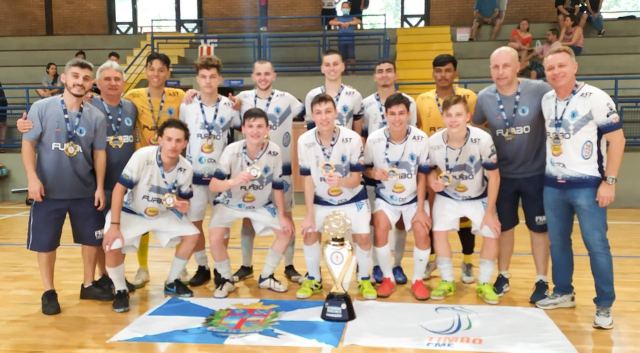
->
[472,47,551,304]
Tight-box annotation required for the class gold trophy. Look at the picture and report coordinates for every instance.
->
[321,211,356,322]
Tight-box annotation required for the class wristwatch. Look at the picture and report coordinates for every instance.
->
[604,176,617,185]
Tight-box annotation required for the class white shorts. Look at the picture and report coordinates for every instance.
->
[209,203,280,236]
[314,200,371,235]
[104,211,199,253]
[432,195,496,238]
[188,184,216,221]
[374,198,430,232]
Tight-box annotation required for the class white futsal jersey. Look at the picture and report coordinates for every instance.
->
[304,84,364,129]
[212,140,284,210]
[361,92,418,138]
[180,96,240,185]
[364,126,430,205]
[541,82,623,188]
[428,126,498,200]
[236,89,303,177]
[118,146,193,219]
[298,125,367,205]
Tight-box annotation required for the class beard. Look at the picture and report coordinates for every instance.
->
[65,83,88,98]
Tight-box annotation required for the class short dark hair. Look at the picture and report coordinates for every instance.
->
[441,95,469,113]
[384,92,410,112]
[310,93,336,111]
[74,50,86,58]
[195,55,222,74]
[375,60,396,72]
[242,107,269,126]
[64,58,94,73]
[323,49,344,63]
[432,54,458,70]
[108,51,120,59]
[548,28,559,37]
[146,52,171,69]
[158,119,190,140]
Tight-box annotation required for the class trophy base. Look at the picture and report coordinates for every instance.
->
[321,292,355,322]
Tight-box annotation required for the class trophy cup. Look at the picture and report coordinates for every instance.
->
[321,211,356,322]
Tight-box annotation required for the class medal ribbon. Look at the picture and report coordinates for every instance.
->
[254,89,278,128]
[199,96,221,137]
[155,147,177,194]
[241,141,268,167]
[100,98,123,135]
[316,127,339,161]
[147,89,166,132]
[384,126,410,168]
[434,88,457,114]
[444,128,470,174]
[554,83,581,132]
[60,98,84,142]
[495,83,521,130]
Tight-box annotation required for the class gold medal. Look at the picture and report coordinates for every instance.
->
[328,186,343,197]
[201,137,214,154]
[162,193,177,208]
[247,164,262,178]
[551,135,563,157]
[392,182,405,194]
[387,167,401,181]
[455,182,468,193]
[109,135,124,149]
[503,128,514,142]
[321,161,336,176]
[64,142,79,157]
[439,171,452,186]
[149,134,159,145]
[242,192,256,203]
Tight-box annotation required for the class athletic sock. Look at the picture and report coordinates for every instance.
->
[240,225,255,267]
[393,228,407,267]
[374,243,393,280]
[261,248,284,278]
[194,250,209,268]
[166,256,188,283]
[479,258,495,284]
[413,247,430,283]
[106,263,127,292]
[303,242,322,280]
[436,257,454,282]
[355,245,373,280]
[137,233,150,269]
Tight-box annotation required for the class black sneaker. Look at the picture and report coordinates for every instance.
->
[231,265,253,283]
[188,266,211,287]
[112,290,130,313]
[94,274,136,293]
[493,274,510,296]
[41,289,61,315]
[80,282,115,301]
[284,265,303,283]
[213,268,223,286]
[529,280,549,304]
[164,279,193,297]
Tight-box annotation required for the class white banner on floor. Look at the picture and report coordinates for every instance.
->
[343,301,577,353]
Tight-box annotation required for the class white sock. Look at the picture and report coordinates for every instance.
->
[240,225,255,267]
[284,236,295,267]
[500,270,511,278]
[374,243,393,280]
[303,242,322,280]
[393,228,407,267]
[413,247,430,283]
[437,257,454,282]
[355,245,373,280]
[261,248,283,278]
[479,258,495,284]
[215,259,232,280]
[194,250,209,268]
[106,263,127,292]
[166,256,188,283]
[536,275,548,283]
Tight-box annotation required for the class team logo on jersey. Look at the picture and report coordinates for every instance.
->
[76,126,87,137]
[518,106,530,117]
[275,106,281,114]
[342,105,348,113]
[283,132,291,147]
[581,141,593,159]
[570,110,578,120]
[144,207,159,217]
[167,107,175,117]
[124,117,133,126]
[392,182,405,194]
[243,192,256,203]
[328,187,343,197]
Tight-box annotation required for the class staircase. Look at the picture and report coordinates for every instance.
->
[123,32,195,92]
[395,26,453,98]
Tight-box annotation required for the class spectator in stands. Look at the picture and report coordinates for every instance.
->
[560,15,584,55]
[108,51,121,63]
[329,2,361,68]
[519,28,562,79]
[75,50,87,60]
[470,0,503,41]
[586,0,606,36]
[349,0,365,20]
[499,0,508,20]
[0,82,7,152]
[36,62,62,98]
[508,19,533,56]
[321,0,339,30]
[571,0,590,28]
[556,1,589,28]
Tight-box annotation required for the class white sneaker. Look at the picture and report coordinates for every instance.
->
[536,292,576,310]
[213,278,236,298]
[593,307,613,329]
[259,274,288,293]
[461,262,475,284]
[131,268,150,289]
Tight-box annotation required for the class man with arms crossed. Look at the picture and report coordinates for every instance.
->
[536,46,625,330]
[22,58,109,314]
[473,46,551,304]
